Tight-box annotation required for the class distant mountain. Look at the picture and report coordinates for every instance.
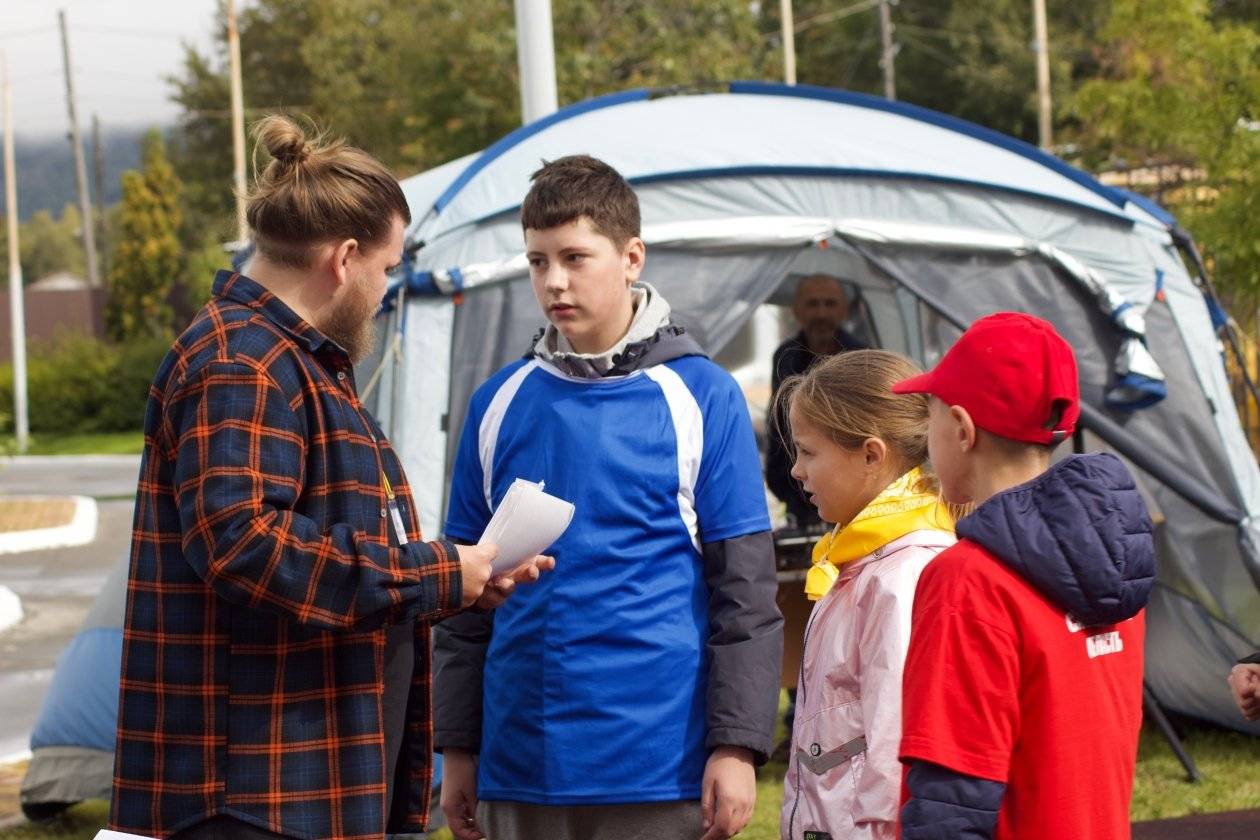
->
[9,126,151,220]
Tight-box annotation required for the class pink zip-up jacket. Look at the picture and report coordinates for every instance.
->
[781,529,955,840]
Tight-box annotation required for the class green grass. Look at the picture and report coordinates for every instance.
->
[5,721,1258,839]
[0,800,108,838]
[9,431,144,457]
[429,718,1259,840]
[425,761,789,840]
[1132,721,1260,820]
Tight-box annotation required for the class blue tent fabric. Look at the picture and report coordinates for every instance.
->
[385,83,1260,739]
[1115,187,1179,228]
[29,627,122,753]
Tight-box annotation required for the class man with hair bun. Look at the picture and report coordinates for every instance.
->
[109,115,552,840]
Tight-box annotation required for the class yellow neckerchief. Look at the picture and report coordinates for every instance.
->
[805,467,954,600]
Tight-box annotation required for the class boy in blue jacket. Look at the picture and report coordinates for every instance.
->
[433,155,783,840]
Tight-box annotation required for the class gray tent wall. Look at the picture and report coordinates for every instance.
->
[365,85,1260,733]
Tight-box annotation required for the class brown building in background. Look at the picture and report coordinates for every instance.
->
[0,273,107,363]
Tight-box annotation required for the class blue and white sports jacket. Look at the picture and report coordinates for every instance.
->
[434,325,783,805]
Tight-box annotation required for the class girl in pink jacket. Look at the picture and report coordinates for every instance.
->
[779,350,955,840]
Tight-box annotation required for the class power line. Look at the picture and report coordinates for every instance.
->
[795,0,881,34]
[0,25,56,41]
[71,24,190,40]
[761,0,881,41]
[896,30,958,69]
[177,104,315,120]
[77,69,166,81]
[896,23,984,45]
[75,95,173,105]
[841,19,879,89]
[8,70,61,83]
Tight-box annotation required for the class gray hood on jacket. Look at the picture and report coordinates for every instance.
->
[530,282,704,377]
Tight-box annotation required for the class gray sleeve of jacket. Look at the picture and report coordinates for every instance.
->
[703,529,784,765]
[432,607,494,753]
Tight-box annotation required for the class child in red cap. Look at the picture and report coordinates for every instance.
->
[893,312,1155,840]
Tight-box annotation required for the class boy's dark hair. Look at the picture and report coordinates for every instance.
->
[521,155,640,248]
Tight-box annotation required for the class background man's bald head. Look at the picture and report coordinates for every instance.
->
[793,273,846,305]
[792,275,851,353]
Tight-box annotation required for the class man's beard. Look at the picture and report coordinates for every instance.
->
[319,277,379,364]
[804,321,839,347]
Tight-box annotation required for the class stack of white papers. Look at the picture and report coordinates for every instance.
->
[479,478,575,575]
[95,831,160,840]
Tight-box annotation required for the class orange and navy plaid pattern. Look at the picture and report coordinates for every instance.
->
[110,270,462,839]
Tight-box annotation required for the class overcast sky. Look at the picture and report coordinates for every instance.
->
[3,0,220,139]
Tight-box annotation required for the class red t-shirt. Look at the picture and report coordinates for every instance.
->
[899,539,1145,840]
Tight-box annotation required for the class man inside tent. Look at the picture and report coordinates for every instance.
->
[764,274,866,754]
[765,274,867,530]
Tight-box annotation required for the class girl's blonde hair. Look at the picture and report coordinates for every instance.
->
[244,115,410,268]
[780,349,931,480]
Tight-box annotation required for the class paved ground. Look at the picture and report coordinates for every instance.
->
[1134,809,1260,838]
[0,456,138,761]
[0,456,140,500]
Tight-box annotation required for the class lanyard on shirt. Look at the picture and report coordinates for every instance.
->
[380,468,409,546]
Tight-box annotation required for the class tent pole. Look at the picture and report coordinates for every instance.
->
[388,284,408,436]
[1143,683,1202,783]
[843,238,1252,530]
[1173,232,1260,414]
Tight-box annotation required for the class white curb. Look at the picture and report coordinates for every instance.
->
[0,584,21,633]
[0,495,98,555]
[0,748,31,766]
[1,454,141,465]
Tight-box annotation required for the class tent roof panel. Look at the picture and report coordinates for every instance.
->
[409,83,1132,243]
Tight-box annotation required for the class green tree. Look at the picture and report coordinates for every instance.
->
[768,0,1108,145]
[106,130,183,341]
[166,0,769,238]
[299,0,768,171]
[553,0,769,98]
[172,237,229,328]
[168,0,316,244]
[1071,0,1260,306]
[17,204,86,282]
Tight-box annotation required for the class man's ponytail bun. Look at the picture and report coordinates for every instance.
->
[244,114,410,268]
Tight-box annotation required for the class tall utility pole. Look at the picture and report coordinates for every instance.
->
[3,53,30,453]
[780,0,797,85]
[227,0,248,244]
[1032,0,1053,150]
[878,0,897,100]
[513,0,559,125]
[58,9,100,287]
[92,113,109,278]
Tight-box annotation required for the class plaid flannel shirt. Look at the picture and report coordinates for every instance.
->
[110,271,462,840]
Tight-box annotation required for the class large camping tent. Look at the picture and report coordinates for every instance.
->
[366,82,1260,735]
[20,80,1260,819]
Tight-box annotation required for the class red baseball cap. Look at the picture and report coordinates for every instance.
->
[892,312,1080,445]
